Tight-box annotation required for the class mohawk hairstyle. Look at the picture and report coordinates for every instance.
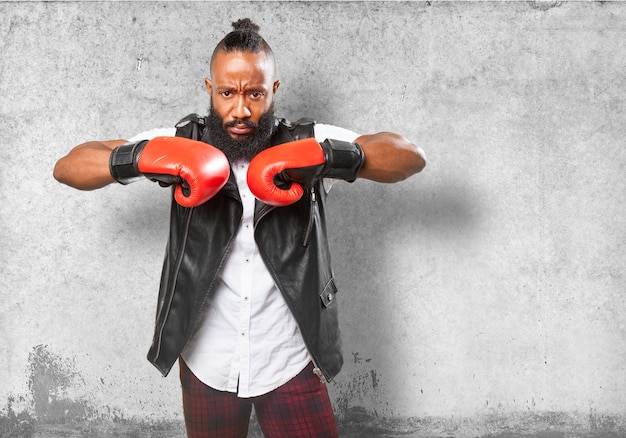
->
[210,18,274,68]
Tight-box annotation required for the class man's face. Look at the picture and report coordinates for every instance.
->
[206,50,280,140]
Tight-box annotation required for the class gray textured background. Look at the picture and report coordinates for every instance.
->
[1,1,625,437]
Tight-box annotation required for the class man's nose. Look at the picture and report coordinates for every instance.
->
[232,95,251,120]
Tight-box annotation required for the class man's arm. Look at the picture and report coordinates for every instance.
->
[53,140,128,190]
[247,131,426,207]
[355,132,426,183]
[53,136,231,208]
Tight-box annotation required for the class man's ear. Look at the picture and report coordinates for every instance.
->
[273,80,280,95]
[205,77,213,95]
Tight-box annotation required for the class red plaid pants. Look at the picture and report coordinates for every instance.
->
[179,358,339,438]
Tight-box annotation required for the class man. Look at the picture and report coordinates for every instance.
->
[54,18,425,438]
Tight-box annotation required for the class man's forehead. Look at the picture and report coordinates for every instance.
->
[211,50,275,80]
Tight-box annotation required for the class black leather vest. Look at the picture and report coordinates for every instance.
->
[146,115,343,382]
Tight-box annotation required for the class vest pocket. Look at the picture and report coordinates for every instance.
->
[320,277,338,307]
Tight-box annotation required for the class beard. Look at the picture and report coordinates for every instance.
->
[206,103,276,162]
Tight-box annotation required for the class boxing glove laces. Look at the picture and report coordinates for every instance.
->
[109,136,230,208]
[247,137,364,207]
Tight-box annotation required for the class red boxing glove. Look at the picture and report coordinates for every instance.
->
[246,138,324,207]
[247,137,364,207]
[109,136,230,208]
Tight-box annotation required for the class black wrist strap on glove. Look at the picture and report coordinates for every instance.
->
[109,140,148,185]
[320,139,365,182]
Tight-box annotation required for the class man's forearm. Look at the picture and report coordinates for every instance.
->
[356,132,426,182]
[53,140,126,190]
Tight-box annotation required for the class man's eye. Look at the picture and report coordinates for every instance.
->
[221,91,232,97]
[250,92,264,99]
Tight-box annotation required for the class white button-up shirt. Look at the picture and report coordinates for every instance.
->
[130,123,359,397]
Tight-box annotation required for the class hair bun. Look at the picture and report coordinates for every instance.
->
[232,18,260,33]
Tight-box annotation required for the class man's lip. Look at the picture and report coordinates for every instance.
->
[228,125,254,136]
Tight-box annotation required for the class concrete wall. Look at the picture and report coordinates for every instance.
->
[1,1,625,437]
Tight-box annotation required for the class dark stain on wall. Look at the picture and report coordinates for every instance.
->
[0,345,186,437]
[1,344,89,437]
[28,344,90,423]
[0,395,35,438]
[338,408,626,438]
[528,1,562,11]
[2,345,626,437]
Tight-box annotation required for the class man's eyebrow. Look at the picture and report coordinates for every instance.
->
[216,81,267,88]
